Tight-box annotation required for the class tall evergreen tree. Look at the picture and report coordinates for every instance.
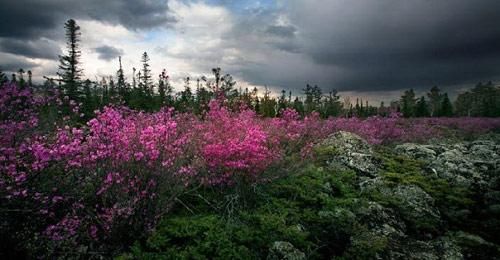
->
[323,90,342,117]
[427,86,442,117]
[27,70,32,87]
[0,69,7,85]
[400,89,417,118]
[17,69,25,87]
[140,52,152,94]
[293,97,304,115]
[415,96,430,117]
[440,93,453,116]
[158,69,168,106]
[278,89,288,113]
[117,56,127,98]
[57,19,83,100]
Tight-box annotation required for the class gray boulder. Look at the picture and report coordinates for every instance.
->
[360,180,441,228]
[356,201,406,239]
[396,139,499,189]
[318,131,379,175]
[388,236,463,260]
[392,185,441,224]
[395,143,437,161]
[267,241,306,260]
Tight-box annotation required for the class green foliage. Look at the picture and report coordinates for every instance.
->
[129,159,369,259]
[127,142,500,259]
[400,88,417,117]
[131,215,256,259]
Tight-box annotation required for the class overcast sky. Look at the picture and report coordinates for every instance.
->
[1,0,500,103]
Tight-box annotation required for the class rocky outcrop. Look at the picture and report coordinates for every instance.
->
[360,179,441,230]
[267,241,306,260]
[388,236,464,260]
[394,143,437,162]
[318,131,379,175]
[318,132,500,259]
[395,139,500,189]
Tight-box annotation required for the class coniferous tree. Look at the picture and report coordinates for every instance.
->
[260,87,277,117]
[140,52,152,95]
[303,84,321,113]
[415,96,430,117]
[195,79,211,114]
[278,89,288,113]
[17,69,25,87]
[427,86,442,117]
[177,77,194,112]
[293,97,304,115]
[453,82,500,117]
[212,67,221,91]
[117,56,127,98]
[0,69,7,85]
[400,89,417,117]
[27,70,32,87]
[108,76,118,103]
[304,84,314,113]
[57,19,83,100]
[82,79,95,117]
[454,90,473,116]
[440,93,453,117]
[157,69,168,106]
[323,90,342,117]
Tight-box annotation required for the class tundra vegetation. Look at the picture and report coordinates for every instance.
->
[1,19,500,259]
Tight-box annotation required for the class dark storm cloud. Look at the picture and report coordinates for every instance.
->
[1,0,500,93]
[0,53,39,72]
[93,45,124,61]
[280,0,500,91]
[0,0,175,42]
[0,38,61,60]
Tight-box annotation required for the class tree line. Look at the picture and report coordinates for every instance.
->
[1,19,499,119]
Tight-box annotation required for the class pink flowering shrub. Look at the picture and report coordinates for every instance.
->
[199,100,280,185]
[28,106,197,248]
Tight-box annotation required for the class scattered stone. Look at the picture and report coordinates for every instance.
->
[267,241,306,260]
[318,131,379,175]
[395,143,437,161]
[392,185,441,223]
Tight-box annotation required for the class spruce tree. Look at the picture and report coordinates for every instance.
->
[415,96,430,117]
[57,19,83,100]
[427,86,442,117]
[0,69,7,85]
[17,69,25,87]
[117,56,127,98]
[140,52,152,94]
[400,89,417,117]
[27,70,32,87]
[440,93,453,117]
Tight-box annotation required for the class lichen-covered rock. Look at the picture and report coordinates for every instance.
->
[356,201,406,239]
[451,231,500,259]
[267,241,306,260]
[318,131,379,175]
[395,143,437,161]
[388,236,463,260]
[360,180,441,229]
[392,185,441,224]
[396,139,499,190]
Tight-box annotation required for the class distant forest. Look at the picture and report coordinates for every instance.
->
[1,19,499,119]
